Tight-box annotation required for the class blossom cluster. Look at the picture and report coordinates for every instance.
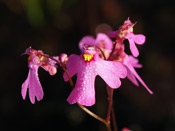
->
[21,18,153,106]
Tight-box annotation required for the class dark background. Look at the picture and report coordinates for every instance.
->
[0,0,174,131]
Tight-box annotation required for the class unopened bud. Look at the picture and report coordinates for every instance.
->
[60,53,68,64]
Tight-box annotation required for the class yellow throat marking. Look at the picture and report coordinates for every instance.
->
[130,27,133,32]
[83,54,94,62]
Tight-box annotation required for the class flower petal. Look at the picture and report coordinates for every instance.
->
[96,33,113,50]
[128,55,142,68]
[21,71,30,100]
[125,61,153,94]
[122,128,132,131]
[133,34,145,45]
[42,65,57,75]
[28,66,44,104]
[63,54,80,81]
[126,68,139,86]
[79,36,96,51]
[97,59,127,88]
[67,62,97,106]
[128,37,139,57]
[106,30,118,38]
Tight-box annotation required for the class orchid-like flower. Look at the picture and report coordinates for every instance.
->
[123,55,153,94]
[93,35,153,94]
[108,18,146,57]
[63,45,127,106]
[21,47,57,104]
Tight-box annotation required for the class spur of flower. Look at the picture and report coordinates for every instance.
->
[63,45,127,106]
[108,18,146,57]
[123,55,153,94]
[21,47,57,104]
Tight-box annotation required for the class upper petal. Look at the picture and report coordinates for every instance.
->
[106,30,118,38]
[133,34,145,45]
[79,36,96,51]
[96,33,113,50]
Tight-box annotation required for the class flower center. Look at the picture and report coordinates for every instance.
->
[83,54,94,62]
[130,27,133,32]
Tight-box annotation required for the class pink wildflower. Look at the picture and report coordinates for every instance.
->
[93,35,153,94]
[63,45,127,106]
[108,18,146,57]
[21,47,57,104]
[122,128,132,131]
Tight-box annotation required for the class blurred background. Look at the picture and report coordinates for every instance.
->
[0,0,174,131]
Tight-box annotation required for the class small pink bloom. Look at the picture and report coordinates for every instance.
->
[60,53,68,64]
[21,47,58,103]
[122,128,132,131]
[123,55,153,94]
[22,62,44,104]
[108,18,146,57]
[89,33,152,94]
[63,46,127,106]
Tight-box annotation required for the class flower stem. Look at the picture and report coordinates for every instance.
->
[111,106,117,131]
[106,88,114,123]
[106,41,119,131]
[105,83,118,131]
[77,103,111,131]
[108,40,117,60]
[95,45,107,60]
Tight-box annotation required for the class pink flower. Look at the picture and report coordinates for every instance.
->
[123,55,153,94]
[92,36,153,94]
[63,46,127,106]
[21,47,57,104]
[122,128,132,131]
[108,18,146,57]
